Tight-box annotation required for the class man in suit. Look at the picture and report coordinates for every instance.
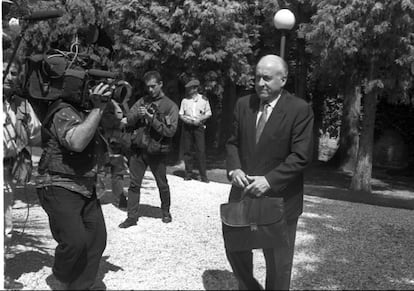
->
[225,54,314,290]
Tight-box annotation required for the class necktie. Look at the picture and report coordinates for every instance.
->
[256,103,269,144]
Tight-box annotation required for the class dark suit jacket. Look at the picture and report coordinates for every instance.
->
[226,90,314,221]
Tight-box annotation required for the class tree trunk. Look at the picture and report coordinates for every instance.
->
[219,78,237,151]
[311,85,324,162]
[350,63,378,192]
[338,85,361,172]
[295,34,307,101]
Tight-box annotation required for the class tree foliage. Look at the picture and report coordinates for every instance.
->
[301,0,414,101]
[10,0,414,185]
[10,0,285,92]
[104,0,265,94]
[301,0,414,191]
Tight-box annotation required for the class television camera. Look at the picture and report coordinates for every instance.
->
[24,49,132,107]
[3,5,132,119]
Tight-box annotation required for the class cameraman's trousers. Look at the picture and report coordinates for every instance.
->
[127,151,171,220]
[37,186,107,290]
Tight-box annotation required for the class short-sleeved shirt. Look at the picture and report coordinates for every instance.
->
[3,96,41,159]
[179,93,211,120]
[51,106,83,148]
[36,106,106,197]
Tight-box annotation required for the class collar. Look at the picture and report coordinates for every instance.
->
[261,92,281,110]
[190,93,201,102]
[145,91,165,103]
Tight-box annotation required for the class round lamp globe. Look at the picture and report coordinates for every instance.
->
[273,9,296,30]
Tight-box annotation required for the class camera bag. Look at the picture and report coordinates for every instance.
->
[24,51,87,104]
[61,69,86,104]
[24,51,68,101]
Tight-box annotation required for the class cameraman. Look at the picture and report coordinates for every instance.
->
[118,70,178,228]
[36,83,112,290]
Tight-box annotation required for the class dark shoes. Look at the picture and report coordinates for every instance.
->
[118,194,127,209]
[162,211,172,223]
[4,276,23,290]
[200,177,210,183]
[119,212,171,226]
[184,175,192,181]
[118,218,137,228]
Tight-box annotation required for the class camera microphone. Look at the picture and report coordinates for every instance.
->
[22,10,63,21]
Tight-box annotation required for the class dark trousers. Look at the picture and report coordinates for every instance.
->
[110,154,128,198]
[127,151,171,220]
[181,124,207,178]
[37,186,107,290]
[225,219,298,290]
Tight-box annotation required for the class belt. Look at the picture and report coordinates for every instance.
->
[47,171,97,181]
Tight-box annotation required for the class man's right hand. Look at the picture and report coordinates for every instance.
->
[230,169,251,188]
[90,83,112,109]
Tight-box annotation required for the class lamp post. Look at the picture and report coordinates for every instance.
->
[273,9,296,59]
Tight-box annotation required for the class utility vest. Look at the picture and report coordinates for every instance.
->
[38,99,106,178]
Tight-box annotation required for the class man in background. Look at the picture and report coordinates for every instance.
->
[3,57,42,290]
[3,1,42,288]
[118,70,178,228]
[179,79,212,183]
[101,97,129,209]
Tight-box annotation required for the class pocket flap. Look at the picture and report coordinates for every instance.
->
[220,197,284,227]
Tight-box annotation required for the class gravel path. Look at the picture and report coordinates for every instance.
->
[6,171,414,290]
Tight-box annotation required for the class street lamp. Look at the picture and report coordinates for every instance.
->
[273,9,296,59]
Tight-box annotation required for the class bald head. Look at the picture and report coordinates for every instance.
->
[257,55,288,77]
[255,55,288,102]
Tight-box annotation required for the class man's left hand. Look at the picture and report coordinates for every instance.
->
[243,176,271,197]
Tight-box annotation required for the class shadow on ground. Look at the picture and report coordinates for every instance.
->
[5,250,54,282]
[6,233,123,290]
[291,197,414,290]
[137,204,163,219]
[94,256,124,290]
[304,162,414,210]
[202,270,238,290]
[43,256,123,290]
[99,191,163,219]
